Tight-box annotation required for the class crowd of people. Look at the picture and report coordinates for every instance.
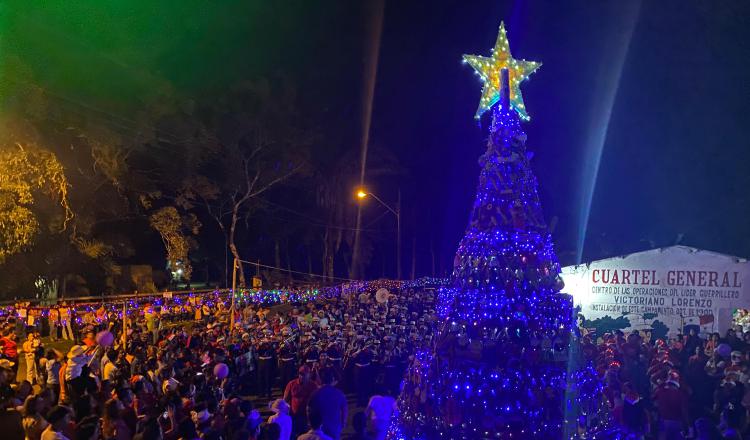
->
[9,284,750,440]
[588,325,750,439]
[0,286,437,440]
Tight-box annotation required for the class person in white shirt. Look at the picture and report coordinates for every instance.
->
[64,346,91,381]
[267,399,292,440]
[101,351,118,383]
[22,334,38,385]
[45,350,62,403]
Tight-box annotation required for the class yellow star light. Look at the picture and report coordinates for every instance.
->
[463,22,541,120]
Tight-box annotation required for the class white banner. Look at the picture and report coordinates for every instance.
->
[561,246,750,337]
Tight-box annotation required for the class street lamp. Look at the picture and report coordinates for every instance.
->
[355,188,401,280]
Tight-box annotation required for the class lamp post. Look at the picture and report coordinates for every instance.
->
[356,188,401,280]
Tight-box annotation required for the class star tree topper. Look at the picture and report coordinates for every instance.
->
[463,22,541,120]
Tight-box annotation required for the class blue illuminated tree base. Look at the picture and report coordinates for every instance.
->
[388,348,612,440]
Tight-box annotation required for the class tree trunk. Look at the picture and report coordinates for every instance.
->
[228,242,246,287]
[322,230,330,281]
[327,255,334,284]
[228,206,246,287]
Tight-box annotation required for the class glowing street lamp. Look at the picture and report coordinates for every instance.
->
[355,187,402,279]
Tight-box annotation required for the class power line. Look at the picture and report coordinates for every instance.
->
[256,197,393,231]
[261,213,393,233]
[236,258,359,282]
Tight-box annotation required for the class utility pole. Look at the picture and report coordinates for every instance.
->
[230,258,238,332]
[122,301,127,351]
[411,236,416,280]
[397,189,402,280]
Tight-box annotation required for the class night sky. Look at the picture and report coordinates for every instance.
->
[3,0,750,278]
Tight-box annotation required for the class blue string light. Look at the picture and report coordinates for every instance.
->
[388,73,614,438]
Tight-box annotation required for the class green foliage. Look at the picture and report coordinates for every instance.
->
[650,319,670,342]
[582,315,632,337]
[149,206,200,280]
[0,3,396,295]
[0,143,72,262]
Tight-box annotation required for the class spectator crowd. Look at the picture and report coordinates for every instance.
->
[8,283,750,440]
[0,286,437,440]
[588,324,750,439]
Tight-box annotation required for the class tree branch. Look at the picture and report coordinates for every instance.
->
[248,163,304,199]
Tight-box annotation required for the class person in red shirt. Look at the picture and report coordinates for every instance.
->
[283,365,319,438]
[653,379,689,438]
[1,328,18,375]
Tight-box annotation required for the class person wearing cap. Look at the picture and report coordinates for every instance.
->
[653,374,688,439]
[617,382,649,439]
[283,364,319,437]
[278,340,298,392]
[256,340,276,399]
[304,342,320,366]
[352,343,374,407]
[382,339,401,396]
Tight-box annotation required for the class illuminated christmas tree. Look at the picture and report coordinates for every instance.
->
[388,23,611,439]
